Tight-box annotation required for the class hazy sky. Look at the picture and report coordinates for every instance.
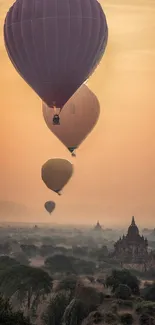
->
[0,0,155,227]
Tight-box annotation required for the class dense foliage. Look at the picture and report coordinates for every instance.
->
[0,296,32,325]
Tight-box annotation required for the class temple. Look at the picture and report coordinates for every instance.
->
[114,216,148,263]
[93,221,103,232]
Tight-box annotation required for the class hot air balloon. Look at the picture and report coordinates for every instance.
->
[4,0,108,123]
[42,85,100,156]
[41,158,73,195]
[44,201,55,214]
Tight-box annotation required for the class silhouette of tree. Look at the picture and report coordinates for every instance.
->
[62,298,88,325]
[42,291,70,325]
[0,256,19,271]
[55,275,79,297]
[0,265,53,319]
[115,284,132,300]
[20,244,38,257]
[13,252,30,266]
[120,312,134,325]
[106,269,140,295]
[142,283,155,302]
[44,255,76,274]
[0,296,32,325]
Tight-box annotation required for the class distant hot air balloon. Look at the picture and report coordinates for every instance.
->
[44,201,55,214]
[41,159,73,195]
[4,0,108,123]
[42,85,100,156]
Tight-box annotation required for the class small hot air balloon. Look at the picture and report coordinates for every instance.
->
[44,201,56,214]
[41,158,73,195]
[42,85,100,156]
[4,0,108,121]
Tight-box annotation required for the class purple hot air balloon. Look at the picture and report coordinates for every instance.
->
[4,0,108,112]
[44,201,55,214]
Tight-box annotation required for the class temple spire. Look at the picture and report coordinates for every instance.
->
[131,216,135,226]
[93,221,103,231]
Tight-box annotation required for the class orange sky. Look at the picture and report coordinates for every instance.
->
[0,0,155,227]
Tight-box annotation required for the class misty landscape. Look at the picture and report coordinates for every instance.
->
[0,217,154,324]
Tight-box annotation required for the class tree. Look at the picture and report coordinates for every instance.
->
[42,291,70,325]
[142,283,155,302]
[62,298,88,325]
[115,284,132,300]
[139,313,155,325]
[39,245,55,257]
[104,311,119,324]
[95,246,109,261]
[0,296,32,325]
[0,256,19,271]
[136,301,155,316]
[0,242,11,255]
[75,285,101,310]
[72,259,95,275]
[106,269,140,295]
[44,255,76,274]
[20,244,38,257]
[13,252,30,266]
[120,313,134,325]
[72,246,88,257]
[55,275,79,297]
[0,265,53,320]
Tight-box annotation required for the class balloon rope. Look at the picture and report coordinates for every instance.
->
[52,105,62,115]
[53,106,57,114]
[59,107,63,115]
[72,151,76,157]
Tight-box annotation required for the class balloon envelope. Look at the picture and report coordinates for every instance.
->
[42,85,100,154]
[4,0,108,108]
[41,158,73,194]
[44,201,55,214]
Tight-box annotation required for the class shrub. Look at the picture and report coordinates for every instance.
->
[81,311,104,325]
[115,284,131,300]
[139,313,155,325]
[120,312,134,325]
[104,311,118,324]
[136,301,155,316]
[134,296,143,303]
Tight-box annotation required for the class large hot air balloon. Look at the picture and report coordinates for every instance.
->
[4,0,108,120]
[42,85,100,156]
[41,158,73,195]
[44,201,55,214]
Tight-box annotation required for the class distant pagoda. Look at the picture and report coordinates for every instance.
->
[93,221,103,232]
